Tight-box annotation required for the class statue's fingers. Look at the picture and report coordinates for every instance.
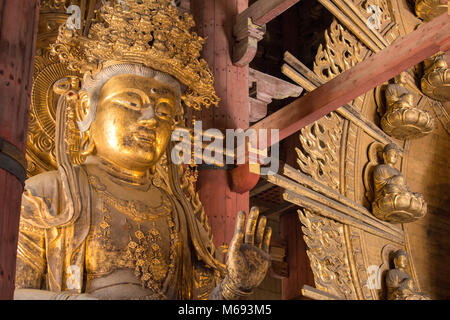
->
[255,216,267,248]
[262,227,272,254]
[244,206,259,245]
[230,211,246,252]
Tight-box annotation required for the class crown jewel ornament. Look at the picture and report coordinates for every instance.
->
[50,0,219,110]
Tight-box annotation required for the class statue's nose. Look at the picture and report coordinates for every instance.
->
[138,104,158,127]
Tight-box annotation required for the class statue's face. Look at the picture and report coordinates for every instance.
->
[384,149,398,165]
[90,74,178,173]
[394,255,408,269]
[396,72,407,84]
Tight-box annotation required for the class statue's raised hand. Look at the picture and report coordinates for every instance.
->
[222,207,272,299]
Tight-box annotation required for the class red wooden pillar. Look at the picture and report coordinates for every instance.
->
[190,0,250,248]
[280,211,315,300]
[0,0,40,300]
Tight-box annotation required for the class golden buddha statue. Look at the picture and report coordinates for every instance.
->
[381,72,433,139]
[14,0,272,300]
[372,144,427,223]
[421,53,450,102]
[385,72,415,112]
[415,0,448,22]
[386,250,430,300]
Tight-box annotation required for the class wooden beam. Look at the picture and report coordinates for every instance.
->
[235,0,301,27]
[281,212,315,300]
[251,13,450,145]
[228,163,260,194]
[249,67,303,122]
[301,285,340,300]
[232,0,300,66]
[282,52,401,148]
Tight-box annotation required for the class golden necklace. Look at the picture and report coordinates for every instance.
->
[88,174,179,296]
[88,175,172,221]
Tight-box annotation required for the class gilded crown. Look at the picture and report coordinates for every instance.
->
[51,0,219,110]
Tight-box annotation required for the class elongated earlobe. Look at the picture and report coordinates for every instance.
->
[80,131,96,156]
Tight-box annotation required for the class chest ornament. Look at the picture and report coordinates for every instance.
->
[87,174,179,296]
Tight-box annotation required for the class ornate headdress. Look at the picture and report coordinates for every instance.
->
[50,0,219,110]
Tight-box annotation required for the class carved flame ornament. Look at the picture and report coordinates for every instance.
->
[314,19,366,82]
[296,112,343,191]
[298,209,356,299]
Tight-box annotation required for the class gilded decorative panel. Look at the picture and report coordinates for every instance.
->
[314,19,367,82]
[296,112,344,191]
[298,209,357,299]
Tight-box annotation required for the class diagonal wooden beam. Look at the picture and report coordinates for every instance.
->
[251,13,450,145]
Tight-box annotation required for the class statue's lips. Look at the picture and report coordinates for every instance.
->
[133,129,156,146]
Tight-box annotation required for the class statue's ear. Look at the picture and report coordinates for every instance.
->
[76,90,96,156]
[76,90,91,124]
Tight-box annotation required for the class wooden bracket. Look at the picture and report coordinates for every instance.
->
[249,68,303,122]
[232,0,301,67]
[233,18,266,67]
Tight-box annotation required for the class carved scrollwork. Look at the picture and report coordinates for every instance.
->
[314,19,367,82]
[356,0,394,32]
[40,0,70,11]
[298,209,357,299]
[295,112,343,191]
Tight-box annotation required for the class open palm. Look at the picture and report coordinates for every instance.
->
[225,207,272,292]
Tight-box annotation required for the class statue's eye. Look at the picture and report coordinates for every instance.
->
[155,100,174,120]
[113,92,143,110]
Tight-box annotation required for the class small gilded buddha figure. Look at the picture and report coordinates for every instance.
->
[386,250,430,300]
[421,53,450,102]
[14,0,271,300]
[381,72,433,139]
[372,144,427,223]
[385,72,415,112]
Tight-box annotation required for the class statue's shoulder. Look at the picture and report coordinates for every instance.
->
[25,165,85,195]
[21,166,86,227]
[373,163,389,175]
[385,268,400,284]
[25,170,62,196]
[23,165,86,204]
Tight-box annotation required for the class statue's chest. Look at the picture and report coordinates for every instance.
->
[85,175,179,291]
